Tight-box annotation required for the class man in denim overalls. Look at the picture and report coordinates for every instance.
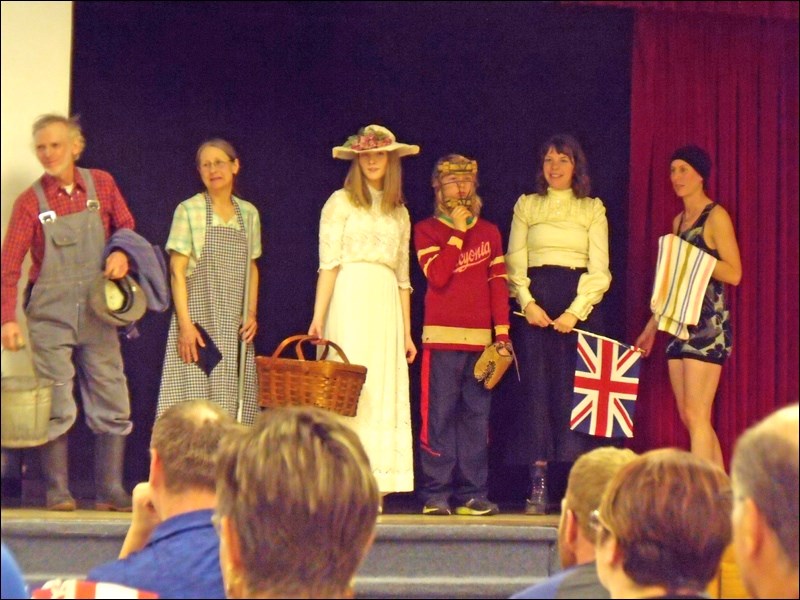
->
[1,114,135,511]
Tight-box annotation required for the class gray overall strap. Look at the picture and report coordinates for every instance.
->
[76,168,99,208]
[32,179,55,223]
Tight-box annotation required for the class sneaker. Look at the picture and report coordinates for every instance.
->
[422,499,452,515]
[455,498,499,516]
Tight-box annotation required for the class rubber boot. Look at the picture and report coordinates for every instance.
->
[525,461,548,515]
[40,435,77,511]
[94,434,132,511]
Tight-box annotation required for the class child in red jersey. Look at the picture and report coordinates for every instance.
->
[414,154,511,516]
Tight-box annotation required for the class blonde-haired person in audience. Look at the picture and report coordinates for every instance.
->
[511,446,637,599]
[594,448,732,599]
[215,406,381,599]
[730,403,799,599]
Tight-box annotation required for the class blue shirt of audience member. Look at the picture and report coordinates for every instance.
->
[88,509,224,599]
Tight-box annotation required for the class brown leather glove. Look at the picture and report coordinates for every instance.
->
[474,341,515,390]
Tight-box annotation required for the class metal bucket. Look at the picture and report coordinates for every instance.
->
[1,375,52,448]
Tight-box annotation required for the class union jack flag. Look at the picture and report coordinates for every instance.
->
[570,331,641,438]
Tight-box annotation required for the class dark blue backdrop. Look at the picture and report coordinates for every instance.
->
[67,0,632,504]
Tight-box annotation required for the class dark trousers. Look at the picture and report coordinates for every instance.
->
[419,349,491,504]
[507,266,611,464]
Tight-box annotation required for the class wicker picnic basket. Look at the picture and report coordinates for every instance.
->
[256,335,367,417]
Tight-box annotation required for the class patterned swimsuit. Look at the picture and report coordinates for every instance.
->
[665,202,732,364]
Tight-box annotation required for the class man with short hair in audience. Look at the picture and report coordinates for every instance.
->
[730,403,799,599]
[214,406,380,599]
[88,400,238,599]
[510,446,637,599]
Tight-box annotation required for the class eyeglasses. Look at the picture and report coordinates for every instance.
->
[199,159,233,172]
[589,509,612,536]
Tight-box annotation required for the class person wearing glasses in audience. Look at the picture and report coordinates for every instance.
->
[157,139,262,425]
[593,448,732,599]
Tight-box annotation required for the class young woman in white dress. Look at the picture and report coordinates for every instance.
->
[308,124,419,494]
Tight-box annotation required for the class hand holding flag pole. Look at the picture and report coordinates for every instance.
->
[512,311,646,354]
[512,311,643,438]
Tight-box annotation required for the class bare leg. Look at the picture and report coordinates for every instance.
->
[668,358,724,469]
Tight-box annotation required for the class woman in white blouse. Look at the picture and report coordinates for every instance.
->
[505,134,612,514]
[308,124,419,494]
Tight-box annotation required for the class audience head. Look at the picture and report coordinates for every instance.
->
[730,403,799,599]
[150,399,236,496]
[215,406,380,599]
[594,448,732,599]
[559,447,637,568]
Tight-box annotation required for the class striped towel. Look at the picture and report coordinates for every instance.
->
[650,234,717,340]
[31,579,158,599]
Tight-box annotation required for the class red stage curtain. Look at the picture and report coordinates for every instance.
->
[623,10,799,466]
[573,1,798,21]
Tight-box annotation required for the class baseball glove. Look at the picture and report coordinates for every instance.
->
[474,341,516,390]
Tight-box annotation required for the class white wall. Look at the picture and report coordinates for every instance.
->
[1,0,73,375]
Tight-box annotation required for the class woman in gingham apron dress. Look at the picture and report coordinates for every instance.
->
[157,139,261,424]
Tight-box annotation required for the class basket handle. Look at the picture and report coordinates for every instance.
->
[270,335,352,364]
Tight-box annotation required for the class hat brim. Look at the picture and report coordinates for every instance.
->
[332,142,420,160]
[88,274,148,327]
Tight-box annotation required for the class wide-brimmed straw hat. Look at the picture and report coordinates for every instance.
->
[88,273,147,327]
[332,124,420,160]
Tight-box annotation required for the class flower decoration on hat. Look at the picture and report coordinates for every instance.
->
[331,124,419,160]
[344,127,394,152]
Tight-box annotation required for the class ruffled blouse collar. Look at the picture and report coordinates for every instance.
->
[546,186,576,200]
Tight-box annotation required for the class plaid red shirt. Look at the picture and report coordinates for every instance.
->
[1,167,135,324]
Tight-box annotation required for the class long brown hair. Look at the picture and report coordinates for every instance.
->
[343,151,405,213]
